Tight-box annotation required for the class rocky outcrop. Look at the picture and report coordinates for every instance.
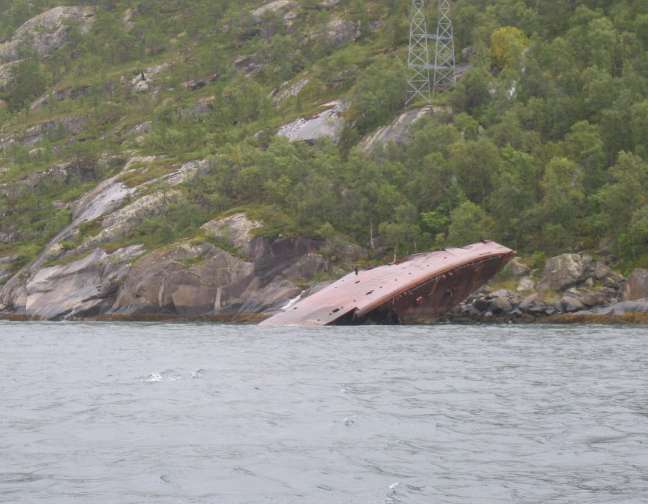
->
[319,0,341,7]
[0,155,219,317]
[0,116,87,152]
[160,159,212,187]
[360,106,434,153]
[318,18,359,48]
[507,257,531,277]
[587,299,648,316]
[112,243,254,317]
[182,73,219,91]
[450,253,626,321]
[125,63,169,93]
[277,100,347,144]
[272,78,310,106]
[539,253,593,291]
[73,175,134,224]
[624,269,648,301]
[233,55,264,76]
[112,215,329,318]
[251,0,298,21]
[0,7,96,63]
[201,213,262,257]
[25,246,145,320]
[0,207,340,320]
[77,190,181,252]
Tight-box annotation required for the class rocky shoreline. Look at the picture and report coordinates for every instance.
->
[446,254,648,324]
[2,235,648,324]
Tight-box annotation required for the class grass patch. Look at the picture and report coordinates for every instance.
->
[119,160,175,188]
[44,250,93,268]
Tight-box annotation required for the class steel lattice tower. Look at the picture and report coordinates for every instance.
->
[406,0,456,104]
[432,0,456,93]
[406,0,432,104]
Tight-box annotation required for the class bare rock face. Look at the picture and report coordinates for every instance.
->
[624,269,648,301]
[112,235,328,318]
[251,0,298,21]
[161,159,211,187]
[73,175,135,224]
[360,106,433,153]
[507,257,531,277]
[277,100,347,144]
[539,254,593,291]
[560,293,586,313]
[319,18,359,48]
[201,213,262,257]
[0,7,96,63]
[78,190,182,252]
[271,77,310,106]
[112,243,254,317]
[25,246,145,320]
[111,213,331,319]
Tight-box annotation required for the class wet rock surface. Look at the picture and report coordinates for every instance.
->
[449,253,626,322]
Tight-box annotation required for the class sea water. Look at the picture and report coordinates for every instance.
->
[1,322,647,503]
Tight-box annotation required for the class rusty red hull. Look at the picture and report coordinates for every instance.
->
[260,241,515,326]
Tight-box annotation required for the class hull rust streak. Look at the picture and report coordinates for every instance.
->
[260,241,515,326]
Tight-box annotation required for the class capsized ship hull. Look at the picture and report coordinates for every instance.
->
[259,241,515,326]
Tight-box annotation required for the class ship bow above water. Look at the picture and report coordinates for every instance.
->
[260,241,515,326]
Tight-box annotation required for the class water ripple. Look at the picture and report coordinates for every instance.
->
[1,322,647,503]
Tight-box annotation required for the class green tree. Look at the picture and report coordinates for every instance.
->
[447,201,495,246]
[3,58,47,111]
[347,57,405,135]
[563,121,607,191]
[490,26,528,69]
[597,152,648,242]
[540,157,585,248]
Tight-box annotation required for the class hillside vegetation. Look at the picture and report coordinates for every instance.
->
[1,0,648,278]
